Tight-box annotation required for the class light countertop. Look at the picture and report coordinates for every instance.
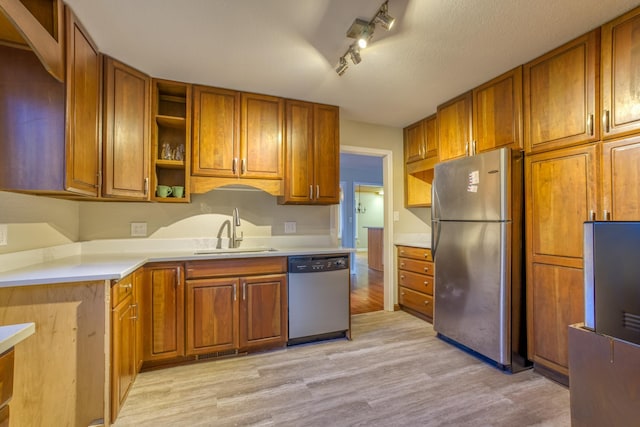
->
[0,323,35,354]
[0,246,354,288]
[394,233,431,249]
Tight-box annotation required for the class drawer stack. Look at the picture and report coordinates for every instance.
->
[397,245,433,322]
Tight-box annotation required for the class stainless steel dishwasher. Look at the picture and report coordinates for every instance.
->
[288,254,350,344]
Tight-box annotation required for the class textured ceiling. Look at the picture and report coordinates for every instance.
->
[65,0,640,128]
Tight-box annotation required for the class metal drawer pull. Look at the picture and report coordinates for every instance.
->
[424,301,429,305]
[424,267,429,272]
[400,263,405,267]
[130,303,138,320]
[401,292,405,296]
[400,275,405,279]
[121,282,132,289]
[424,281,428,285]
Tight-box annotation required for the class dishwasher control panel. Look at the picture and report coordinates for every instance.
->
[288,255,349,273]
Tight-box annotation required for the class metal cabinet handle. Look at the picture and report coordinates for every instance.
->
[587,114,594,136]
[241,158,247,174]
[424,281,428,285]
[400,275,405,279]
[176,267,181,286]
[603,210,611,221]
[400,250,405,255]
[424,267,429,272]
[233,283,237,301]
[589,210,596,221]
[130,303,138,320]
[316,185,320,200]
[424,300,430,305]
[465,142,469,156]
[472,140,477,156]
[400,263,405,267]
[144,177,149,196]
[121,282,132,290]
[243,282,246,300]
[401,292,405,296]
[602,110,610,134]
[232,158,238,174]
[309,185,313,200]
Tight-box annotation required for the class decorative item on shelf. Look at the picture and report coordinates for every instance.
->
[173,144,185,161]
[172,185,184,198]
[161,143,172,160]
[356,184,367,214]
[335,0,396,75]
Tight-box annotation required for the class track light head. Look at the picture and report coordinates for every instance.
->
[335,56,349,75]
[349,45,362,64]
[374,3,395,30]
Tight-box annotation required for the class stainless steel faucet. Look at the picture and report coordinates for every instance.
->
[231,208,243,248]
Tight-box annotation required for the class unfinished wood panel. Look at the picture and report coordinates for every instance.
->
[0,281,108,427]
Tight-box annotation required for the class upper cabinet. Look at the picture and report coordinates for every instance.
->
[279,101,340,205]
[64,6,101,196]
[437,91,473,162]
[473,66,523,153]
[404,114,437,207]
[523,30,600,153]
[102,57,151,200]
[405,115,438,164]
[0,6,101,197]
[191,89,285,196]
[601,7,640,139]
[151,79,191,202]
[0,0,65,82]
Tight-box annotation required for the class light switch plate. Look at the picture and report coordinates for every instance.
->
[130,222,147,237]
[284,221,297,234]
[0,224,7,246]
[393,211,400,221]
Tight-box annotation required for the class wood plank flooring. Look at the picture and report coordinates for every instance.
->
[114,310,570,426]
[350,251,384,315]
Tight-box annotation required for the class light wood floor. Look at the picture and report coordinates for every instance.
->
[350,251,384,315]
[114,310,570,426]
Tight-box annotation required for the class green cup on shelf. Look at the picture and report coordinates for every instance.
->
[156,185,172,198]
[172,186,184,198]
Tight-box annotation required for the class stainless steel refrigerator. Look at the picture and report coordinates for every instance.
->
[431,147,529,372]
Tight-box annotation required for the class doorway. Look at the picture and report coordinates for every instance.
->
[339,146,394,313]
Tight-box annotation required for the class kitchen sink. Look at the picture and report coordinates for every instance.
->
[193,247,278,255]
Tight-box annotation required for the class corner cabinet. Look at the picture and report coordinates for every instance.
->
[279,101,340,205]
[64,6,101,196]
[151,79,191,202]
[397,245,434,322]
[102,56,151,200]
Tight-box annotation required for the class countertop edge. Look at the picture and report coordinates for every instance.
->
[0,323,36,354]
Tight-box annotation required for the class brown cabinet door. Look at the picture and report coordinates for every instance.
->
[239,274,287,351]
[404,120,425,163]
[424,114,438,159]
[524,30,599,153]
[525,144,599,377]
[601,7,640,139]
[142,263,185,362]
[313,103,340,204]
[111,294,135,423]
[282,100,314,203]
[473,66,523,153]
[185,277,239,355]
[240,93,283,179]
[602,135,640,220]
[437,91,472,162]
[103,57,150,199]
[64,6,101,196]
[192,85,240,177]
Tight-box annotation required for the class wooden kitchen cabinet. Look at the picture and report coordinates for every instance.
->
[142,263,185,364]
[102,56,151,200]
[192,85,240,178]
[525,143,599,383]
[397,245,434,322]
[111,273,137,422]
[473,66,523,153]
[151,79,191,202]
[185,257,288,355]
[64,6,101,197]
[601,6,640,139]
[279,100,340,205]
[404,114,436,207]
[437,91,473,162]
[523,30,600,154]
[185,277,239,355]
[0,0,65,82]
[601,134,640,220]
[0,348,14,427]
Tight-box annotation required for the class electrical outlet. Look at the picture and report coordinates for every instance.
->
[130,222,147,237]
[284,221,297,234]
[0,224,7,246]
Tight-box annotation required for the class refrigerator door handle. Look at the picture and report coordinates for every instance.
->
[431,219,441,258]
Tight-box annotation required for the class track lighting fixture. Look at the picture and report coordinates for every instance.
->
[335,1,395,75]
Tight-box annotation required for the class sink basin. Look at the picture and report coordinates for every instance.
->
[193,247,278,255]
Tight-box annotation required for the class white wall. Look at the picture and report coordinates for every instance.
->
[355,191,384,249]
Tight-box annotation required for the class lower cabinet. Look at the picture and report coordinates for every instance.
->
[397,245,434,322]
[0,348,14,427]
[185,257,288,355]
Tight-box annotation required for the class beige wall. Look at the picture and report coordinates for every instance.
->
[0,119,425,253]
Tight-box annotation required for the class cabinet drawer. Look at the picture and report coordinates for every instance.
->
[185,257,287,279]
[397,246,432,261]
[398,270,433,295]
[0,348,14,410]
[398,258,434,276]
[399,287,433,318]
[112,273,134,308]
